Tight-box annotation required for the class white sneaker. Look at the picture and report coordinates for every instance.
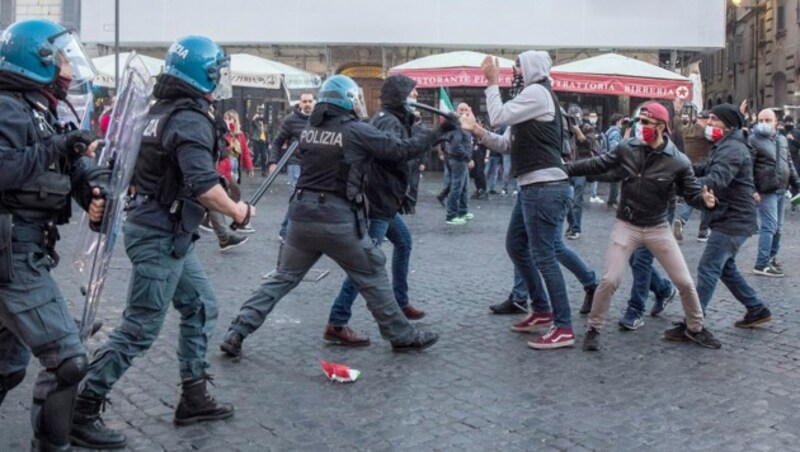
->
[590,196,604,203]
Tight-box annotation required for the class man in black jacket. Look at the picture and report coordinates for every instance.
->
[565,102,720,351]
[270,93,314,240]
[750,108,800,277]
[323,75,426,346]
[444,103,474,224]
[673,103,772,333]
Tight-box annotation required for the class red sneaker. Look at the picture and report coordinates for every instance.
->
[527,326,575,349]
[510,312,553,333]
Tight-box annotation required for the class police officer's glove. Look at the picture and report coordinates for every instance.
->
[51,130,96,160]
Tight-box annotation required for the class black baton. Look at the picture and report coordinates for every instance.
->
[406,101,461,123]
[231,141,299,230]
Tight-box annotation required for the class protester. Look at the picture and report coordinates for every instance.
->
[443,102,474,225]
[750,108,800,276]
[566,102,720,351]
[250,105,269,176]
[460,51,598,349]
[270,93,314,240]
[323,75,426,347]
[70,36,249,449]
[666,103,772,343]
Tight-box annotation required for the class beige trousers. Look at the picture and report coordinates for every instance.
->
[588,219,704,333]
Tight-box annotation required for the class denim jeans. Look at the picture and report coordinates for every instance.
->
[627,247,674,315]
[510,266,529,301]
[287,164,301,190]
[328,214,412,325]
[506,199,551,314]
[566,176,586,233]
[696,230,765,313]
[446,160,469,220]
[502,154,512,192]
[590,181,599,197]
[509,182,587,327]
[485,154,503,192]
[755,192,786,268]
[678,202,711,231]
[608,181,620,206]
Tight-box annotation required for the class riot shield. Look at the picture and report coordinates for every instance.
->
[72,53,154,341]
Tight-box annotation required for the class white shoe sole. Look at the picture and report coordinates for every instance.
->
[527,338,575,349]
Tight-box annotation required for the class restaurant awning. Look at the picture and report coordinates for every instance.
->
[550,53,693,101]
[388,50,515,88]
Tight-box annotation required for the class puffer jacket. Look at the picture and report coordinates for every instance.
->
[749,131,800,195]
[693,128,758,236]
[566,136,708,227]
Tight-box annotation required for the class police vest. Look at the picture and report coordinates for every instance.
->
[295,115,354,199]
[134,98,221,204]
[0,91,71,221]
[509,82,565,177]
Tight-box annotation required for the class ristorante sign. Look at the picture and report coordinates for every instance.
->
[389,68,692,100]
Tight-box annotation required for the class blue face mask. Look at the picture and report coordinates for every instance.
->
[753,123,775,137]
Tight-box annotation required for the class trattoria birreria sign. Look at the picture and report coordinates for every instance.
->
[391,68,692,100]
[550,72,692,100]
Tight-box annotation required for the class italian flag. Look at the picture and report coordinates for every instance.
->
[438,87,453,123]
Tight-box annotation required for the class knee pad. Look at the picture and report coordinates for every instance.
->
[55,354,88,386]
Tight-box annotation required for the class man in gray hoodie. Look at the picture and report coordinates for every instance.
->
[461,51,596,350]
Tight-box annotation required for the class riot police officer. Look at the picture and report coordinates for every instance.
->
[69,36,251,449]
[0,19,108,451]
[221,75,453,357]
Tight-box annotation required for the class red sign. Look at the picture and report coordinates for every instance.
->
[550,72,692,100]
[387,67,515,88]
[389,67,692,100]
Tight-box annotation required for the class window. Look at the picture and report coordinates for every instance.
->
[61,0,80,32]
[0,0,15,30]
[776,1,786,35]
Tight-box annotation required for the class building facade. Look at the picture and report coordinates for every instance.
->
[702,0,800,114]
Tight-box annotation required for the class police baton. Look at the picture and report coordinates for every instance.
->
[406,101,461,123]
[230,141,299,230]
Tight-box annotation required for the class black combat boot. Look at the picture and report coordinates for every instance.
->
[173,376,234,426]
[31,436,71,452]
[69,394,127,449]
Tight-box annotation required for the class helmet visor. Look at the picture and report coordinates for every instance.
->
[50,31,97,85]
[212,56,232,100]
[351,87,368,119]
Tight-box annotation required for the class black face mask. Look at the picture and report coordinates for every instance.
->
[509,73,525,99]
[785,124,794,131]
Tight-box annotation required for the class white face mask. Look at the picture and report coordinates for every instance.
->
[406,97,417,111]
[588,117,597,126]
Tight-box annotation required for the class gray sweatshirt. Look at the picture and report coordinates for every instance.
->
[479,50,568,185]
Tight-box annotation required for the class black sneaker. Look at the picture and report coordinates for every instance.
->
[684,327,722,349]
[663,321,690,342]
[489,298,528,315]
[769,257,784,272]
[734,307,772,328]
[566,231,581,240]
[583,327,600,351]
[696,229,710,242]
[580,285,596,315]
[753,266,784,278]
[436,191,447,207]
[651,286,678,317]
[219,234,248,252]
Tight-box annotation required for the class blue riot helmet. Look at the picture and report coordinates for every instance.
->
[317,74,368,118]
[164,36,232,100]
[0,19,96,85]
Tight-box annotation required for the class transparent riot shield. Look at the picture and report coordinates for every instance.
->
[72,53,154,341]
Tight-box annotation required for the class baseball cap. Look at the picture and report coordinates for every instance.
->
[640,102,671,133]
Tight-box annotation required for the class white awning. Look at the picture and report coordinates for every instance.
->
[92,53,164,88]
[551,53,689,81]
[230,53,321,90]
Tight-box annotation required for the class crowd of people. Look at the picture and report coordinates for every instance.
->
[0,16,794,451]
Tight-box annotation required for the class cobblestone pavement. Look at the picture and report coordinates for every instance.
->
[3,175,800,451]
